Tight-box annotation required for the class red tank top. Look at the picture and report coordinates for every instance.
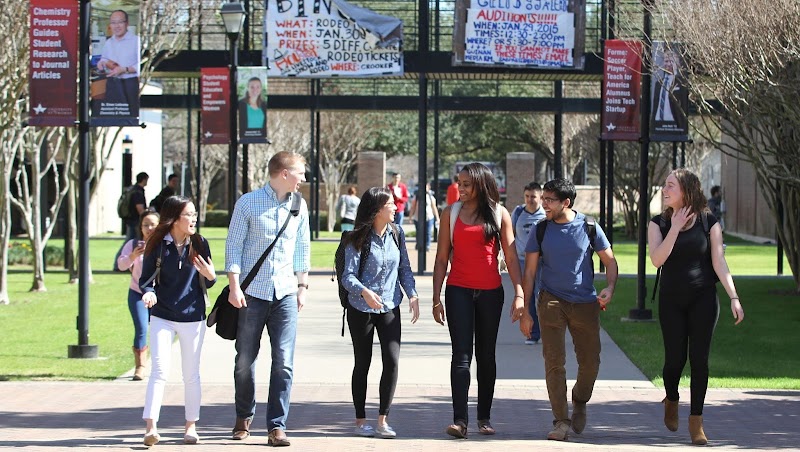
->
[447,217,502,290]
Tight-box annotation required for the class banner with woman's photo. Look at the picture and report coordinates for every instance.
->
[237,67,268,144]
[90,0,140,127]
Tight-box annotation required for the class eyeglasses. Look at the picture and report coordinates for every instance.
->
[109,20,127,25]
[542,197,562,205]
[181,213,198,219]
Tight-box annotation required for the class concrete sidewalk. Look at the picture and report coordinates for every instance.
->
[1,257,799,450]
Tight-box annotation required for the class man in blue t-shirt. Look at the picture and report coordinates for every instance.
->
[511,181,545,344]
[512,178,618,442]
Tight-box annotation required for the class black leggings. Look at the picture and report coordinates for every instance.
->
[445,285,504,423]
[347,305,401,418]
[659,285,720,415]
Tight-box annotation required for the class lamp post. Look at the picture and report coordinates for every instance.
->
[220,2,246,219]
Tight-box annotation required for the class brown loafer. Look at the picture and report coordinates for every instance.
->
[232,417,251,440]
[477,419,496,435]
[446,420,468,439]
[267,428,291,447]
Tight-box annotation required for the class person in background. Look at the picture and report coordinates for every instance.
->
[510,181,545,345]
[516,178,618,442]
[117,210,160,381]
[341,187,419,438]
[410,182,440,251]
[114,172,149,271]
[649,169,743,445]
[432,162,525,439]
[150,174,179,213]
[707,185,725,231]
[139,196,216,446]
[387,173,409,225]
[446,175,460,206]
[225,151,310,447]
[336,185,361,232]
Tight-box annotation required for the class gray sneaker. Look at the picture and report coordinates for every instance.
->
[354,424,375,437]
[376,424,397,438]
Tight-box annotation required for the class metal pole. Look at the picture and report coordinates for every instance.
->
[777,182,784,275]
[672,141,678,169]
[186,79,193,200]
[418,75,429,274]
[553,81,563,179]
[308,80,316,239]
[242,143,249,194]
[607,141,615,248]
[69,0,98,358]
[227,33,239,220]
[196,110,202,232]
[630,2,653,320]
[599,139,606,273]
[314,80,321,239]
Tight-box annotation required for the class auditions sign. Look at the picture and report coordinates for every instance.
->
[201,68,230,145]
[453,0,586,69]
[265,0,403,77]
[601,39,642,141]
[28,0,78,127]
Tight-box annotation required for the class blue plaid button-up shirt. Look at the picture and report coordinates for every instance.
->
[225,184,310,301]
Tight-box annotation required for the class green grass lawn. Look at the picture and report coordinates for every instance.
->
[600,277,800,389]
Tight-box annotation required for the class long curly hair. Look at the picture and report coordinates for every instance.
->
[660,168,708,220]
[344,187,392,252]
[459,162,501,243]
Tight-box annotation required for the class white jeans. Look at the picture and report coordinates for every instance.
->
[143,315,206,422]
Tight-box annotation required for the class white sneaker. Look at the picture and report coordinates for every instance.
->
[376,423,397,438]
[525,339,540,345]
[354,424,375,437]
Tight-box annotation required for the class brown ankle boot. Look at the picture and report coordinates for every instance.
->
[662,397,678,432]
[132,346,147,381]
[688,415,707,445]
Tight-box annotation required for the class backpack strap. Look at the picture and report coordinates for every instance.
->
[139,243,164,291]
[511,205,524,230]
[449,201,462,244]
[536,220,548,258]
[388,222,401,249]
[651,216,668,303]
[584,215,597,252]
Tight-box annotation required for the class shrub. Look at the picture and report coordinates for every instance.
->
[204,210,229,227]
[7,242,65,266]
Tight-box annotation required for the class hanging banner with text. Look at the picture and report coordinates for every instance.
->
[601,39,642,141]
[201,68,230,145]
[650,41,690,142]
[452,0,586,69]
[90,1,141,127]
[264,0,404,77]
[28,0,78,127]
[237,67,269,144]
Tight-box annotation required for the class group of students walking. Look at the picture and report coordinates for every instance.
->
[119,154,743,447]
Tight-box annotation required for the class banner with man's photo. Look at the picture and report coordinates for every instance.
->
[237,67,269,144]
[649,41,690,142]
[28,0,79,127]
[90,1,140,127]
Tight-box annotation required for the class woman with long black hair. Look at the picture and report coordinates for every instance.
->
[340,187,419,438]
[139,196,216,446]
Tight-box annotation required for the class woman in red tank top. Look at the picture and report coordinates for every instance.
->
[431,162,525,438]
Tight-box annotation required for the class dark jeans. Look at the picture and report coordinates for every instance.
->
[444,284,504,423]
[234,293,298,431]
[659,285,719,416]
[347,305,401,418]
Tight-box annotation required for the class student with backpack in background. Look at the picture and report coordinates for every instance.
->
[432,163,525,439]
[515,178,618,442]
[114,172,149,271]
[340,187,419,438]
[649,169,743,445]
[510,181,545,345]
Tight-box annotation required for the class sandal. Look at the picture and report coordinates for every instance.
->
[477,419,496,435]
[446,420,468,439]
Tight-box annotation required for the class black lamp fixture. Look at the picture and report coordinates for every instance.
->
[220,2,247,219]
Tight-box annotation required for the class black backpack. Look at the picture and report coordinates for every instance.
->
[650,211,715,302]
[117,186,135,219]
[333,223,400,336]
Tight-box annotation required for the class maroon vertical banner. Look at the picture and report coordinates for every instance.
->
[29,0,79,126]
[601,40,642,141]
[201,68,230,145]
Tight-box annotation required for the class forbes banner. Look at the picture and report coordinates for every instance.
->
[649,41,689,142]
[601,39,642,141]
[265,0,403,77]
[29,0,79,127]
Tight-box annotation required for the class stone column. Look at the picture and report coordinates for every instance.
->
[506,152,537,208]
[357,151,386,196]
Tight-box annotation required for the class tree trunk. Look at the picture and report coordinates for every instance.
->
[0,175,10,304]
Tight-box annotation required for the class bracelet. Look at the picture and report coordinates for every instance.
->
[433,302,442,308]
[514,295,524,299]
[297,283,308,289]
[731,297,739,300]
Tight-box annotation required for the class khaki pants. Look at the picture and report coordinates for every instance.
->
[538,290,601,424]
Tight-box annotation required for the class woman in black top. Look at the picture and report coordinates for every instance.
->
[648,169,744,445]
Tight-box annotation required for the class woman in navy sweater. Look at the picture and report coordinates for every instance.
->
[139,196,216,446]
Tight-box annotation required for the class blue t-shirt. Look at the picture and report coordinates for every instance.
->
[524,212,610,303]
[513,205,546,262]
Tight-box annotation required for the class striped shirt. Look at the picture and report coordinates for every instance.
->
[225,184,310,301]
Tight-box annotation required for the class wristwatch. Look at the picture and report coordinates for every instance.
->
[297,283,309,289]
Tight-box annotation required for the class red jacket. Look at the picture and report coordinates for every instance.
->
[388,182,409,211]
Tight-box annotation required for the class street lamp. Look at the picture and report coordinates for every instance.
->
[220,2,246,219]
